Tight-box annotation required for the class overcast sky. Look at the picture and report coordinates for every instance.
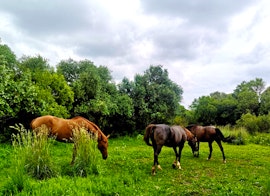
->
[1,0,270,108]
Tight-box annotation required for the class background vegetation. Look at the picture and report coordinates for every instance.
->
[1,42,270,141]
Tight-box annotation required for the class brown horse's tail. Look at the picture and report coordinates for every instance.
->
[215,128,230,143]
[144,124,155,146]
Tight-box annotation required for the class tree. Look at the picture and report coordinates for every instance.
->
[190,96,217,125]
[57,59,134,135]
[260,87,270,114]
[0,43,16,68]
[19,56,74,118]
[233,78,265,116]
[119,65,183,129]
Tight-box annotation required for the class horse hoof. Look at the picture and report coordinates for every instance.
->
[223,160,226,164]
[157,165,162,170]
[172,163,176,168]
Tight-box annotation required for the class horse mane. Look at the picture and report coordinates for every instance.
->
[144,124,155,146]
[184,127,195,141]
[72,116,107,141]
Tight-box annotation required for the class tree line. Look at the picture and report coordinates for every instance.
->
[0,42,269,141]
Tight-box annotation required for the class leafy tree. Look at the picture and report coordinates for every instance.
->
[233,78,265,116]
[259,87,270,114]
[57,59,134,135]
[119,65,183,129]
[19,56,74,118]
[190,96,217,125]
[0,43,16,68]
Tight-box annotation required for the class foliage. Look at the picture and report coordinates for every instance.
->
[3,41,270,138]
[0,43,16,68]
[0,135,269,195]
[19,56,74,118]
[57,59,134,135]
[236,113,270,134]
[119,65,183,129]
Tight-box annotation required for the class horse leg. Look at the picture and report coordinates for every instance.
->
[152,144,162,175]
[172,147,179,169]
[216,140,226,163]
[207,141,213,160]
[194,142,200,157]
[177,143,185,169]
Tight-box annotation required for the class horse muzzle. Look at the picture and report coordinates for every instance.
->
[193,151,199,157]
[102,155,108,160]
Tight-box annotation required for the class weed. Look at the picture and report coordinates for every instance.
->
[72,128,100,177]
[11,124,57,179]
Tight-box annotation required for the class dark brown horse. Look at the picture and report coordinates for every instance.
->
[31,115,109,161]
[144,124,197,175]
[186,125,230,163]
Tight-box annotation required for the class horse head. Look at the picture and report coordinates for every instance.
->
[97,134,109,159]
[185,129,199,155]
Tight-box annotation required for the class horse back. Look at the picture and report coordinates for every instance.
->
[167,125,187,146]
[188,125,217,141]
[152,124,171,145]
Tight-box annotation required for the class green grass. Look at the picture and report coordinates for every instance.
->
[0,135,269,195]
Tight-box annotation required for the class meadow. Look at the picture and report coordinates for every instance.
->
[0,131,269,195]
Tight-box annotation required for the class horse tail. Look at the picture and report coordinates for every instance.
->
[215,128,230,143]
[144,124,155,146]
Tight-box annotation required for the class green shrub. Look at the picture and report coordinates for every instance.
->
[236,113,259,134]
[72,128,100,177]
[236,113,270,134]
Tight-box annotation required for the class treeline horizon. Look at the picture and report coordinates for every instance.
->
[1,42,270,141]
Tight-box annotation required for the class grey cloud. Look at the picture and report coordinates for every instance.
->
[141,0,256,30]
[0,1,95,36]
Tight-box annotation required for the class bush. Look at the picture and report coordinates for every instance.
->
[236,113,270,134]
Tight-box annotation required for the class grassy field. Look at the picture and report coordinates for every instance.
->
[0,134,269,195]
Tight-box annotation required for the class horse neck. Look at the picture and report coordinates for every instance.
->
[83,119,106,141]
[185,129,194,141]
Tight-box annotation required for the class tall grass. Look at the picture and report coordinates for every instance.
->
[72,128,100,177]
[11,124,57,180]
[219,125,249,145]
[220,125,270,146]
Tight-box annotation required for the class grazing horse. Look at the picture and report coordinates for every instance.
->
[30,115,109,161]
[186,125,230,163]
[144,124,197,175]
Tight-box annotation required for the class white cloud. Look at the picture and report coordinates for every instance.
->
[1,0,270,108]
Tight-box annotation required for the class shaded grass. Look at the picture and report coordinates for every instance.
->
[0,134,269,195]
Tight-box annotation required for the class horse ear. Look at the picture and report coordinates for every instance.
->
[107,134,110,139]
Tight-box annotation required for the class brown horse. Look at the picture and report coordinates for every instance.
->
[186,125,230,163]
[31,115,109,160]
[144,124,197,175]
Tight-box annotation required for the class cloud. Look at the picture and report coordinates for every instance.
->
[0,0,269,108]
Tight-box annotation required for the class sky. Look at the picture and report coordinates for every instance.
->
[1,0,270,108]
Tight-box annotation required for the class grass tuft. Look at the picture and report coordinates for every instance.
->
[11,124,57,180]
[72,128,100,177]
